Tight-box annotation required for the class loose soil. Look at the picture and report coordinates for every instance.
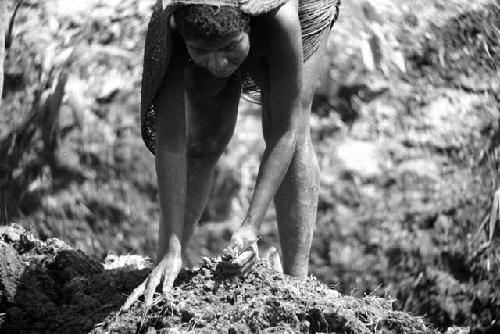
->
[1,225,437,333]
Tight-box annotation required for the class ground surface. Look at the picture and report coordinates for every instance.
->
[1,225,438,333]
[1,0,500,333]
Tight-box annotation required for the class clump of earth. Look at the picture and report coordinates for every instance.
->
[0,224,440,333]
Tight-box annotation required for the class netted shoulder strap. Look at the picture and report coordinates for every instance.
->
[141,1,174,154]
[141,1,172,117]
[240,0,289,15]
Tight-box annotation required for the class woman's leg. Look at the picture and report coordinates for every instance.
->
[272,30,330,278]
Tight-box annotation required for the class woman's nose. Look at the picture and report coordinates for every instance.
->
[208,53,228,71]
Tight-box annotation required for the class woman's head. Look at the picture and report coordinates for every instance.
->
[173,5,251,77]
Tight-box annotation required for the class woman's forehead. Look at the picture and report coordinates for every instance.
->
[185,32,246,50]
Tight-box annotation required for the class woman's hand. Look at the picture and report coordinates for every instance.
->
[121,252,182,312]
[220,226,259,276]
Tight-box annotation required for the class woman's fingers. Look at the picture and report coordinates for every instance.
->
[221,234,259,277]
[121,279,147,312]
[121,255,183,312]
[222,237,244,259]
[268,247,283,273]
[224,249,256,269]
[223,255,257,276]
[230,236,245,250]
[144,267,163,307]
[163,276,173,296]
[162,257,181,295]
[221,248,258,277]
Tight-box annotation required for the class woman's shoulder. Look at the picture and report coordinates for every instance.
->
[245,3,301,65]
[253,1,300,31]
[251,1,301,48]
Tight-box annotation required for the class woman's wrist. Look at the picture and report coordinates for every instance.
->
[239,221,259,236]
[157,233,182,260]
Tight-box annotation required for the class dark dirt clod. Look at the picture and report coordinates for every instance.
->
[0,224,149,334]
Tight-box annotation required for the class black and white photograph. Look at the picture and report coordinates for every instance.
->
[0,0,499,333]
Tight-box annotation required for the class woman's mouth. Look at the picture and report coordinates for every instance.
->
[208,65,238,78]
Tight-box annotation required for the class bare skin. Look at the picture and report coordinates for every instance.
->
[123,0,327,311]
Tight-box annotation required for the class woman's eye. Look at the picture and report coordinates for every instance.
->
[192,47,208,54]
[224,43,238,52]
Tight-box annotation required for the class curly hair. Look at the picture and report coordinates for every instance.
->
[173,5,251,41]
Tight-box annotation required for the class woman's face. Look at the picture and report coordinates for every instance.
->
[185,32,250,78]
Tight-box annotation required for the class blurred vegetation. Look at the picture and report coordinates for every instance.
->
[1,0,500,332]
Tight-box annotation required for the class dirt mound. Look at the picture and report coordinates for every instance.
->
[93,262,436,334]
[0,224,438,333]
[0,224,148,334]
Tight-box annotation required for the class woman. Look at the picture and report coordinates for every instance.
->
[123,0,340,311]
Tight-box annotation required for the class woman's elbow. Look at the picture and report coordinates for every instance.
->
[156,126,186,154]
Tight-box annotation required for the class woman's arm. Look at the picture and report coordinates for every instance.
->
[222,3,303,274]
[242,3,303,231]
[123,28,188,311]
[155,52,186,261]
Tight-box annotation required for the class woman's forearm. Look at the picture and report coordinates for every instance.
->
[153,36,187,260]
[240,2,303,232]
[154,82,186,260]
[242,128,297,231]
[155,145,186,260]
